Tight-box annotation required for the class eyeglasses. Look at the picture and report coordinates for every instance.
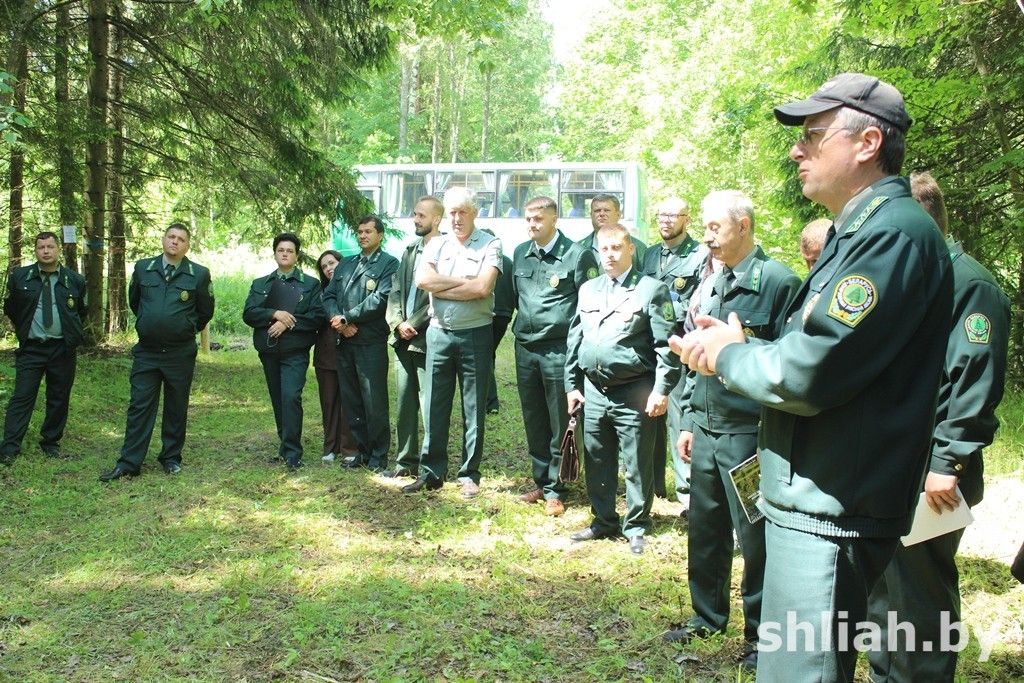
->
[657,213,687,220]
[797,126,855,146]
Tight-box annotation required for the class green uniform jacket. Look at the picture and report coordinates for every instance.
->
[680,247,800,434]
[242,270,323,355]
[640,233,708,322]
[386,238,431,354]
[4,264,87,347]
[565,269,681,395]
[130,256,214,349]
[578,231,648,271]
[714,176,953,538]
[931,240,1009,507]
[511,231,598,347]
[322,248,399,346]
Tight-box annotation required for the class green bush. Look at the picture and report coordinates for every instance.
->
[209,273,256,340]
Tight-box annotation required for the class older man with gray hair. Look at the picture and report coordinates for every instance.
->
[402,187,504,498]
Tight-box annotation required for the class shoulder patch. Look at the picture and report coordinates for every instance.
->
[586,267,599,280]
[964,313,991,344]
[661,301,675,321]
[827,275,877,327]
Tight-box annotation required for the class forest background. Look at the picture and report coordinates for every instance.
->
[1,0,1022,367]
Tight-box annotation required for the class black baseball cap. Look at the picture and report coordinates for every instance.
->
[774,73,912,133]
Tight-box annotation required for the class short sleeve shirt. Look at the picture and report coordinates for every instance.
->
[424,228,503,330]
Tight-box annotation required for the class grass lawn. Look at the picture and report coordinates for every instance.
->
[0,340,1021,682]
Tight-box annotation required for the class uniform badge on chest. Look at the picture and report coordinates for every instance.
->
[674,276,686,290]
[180,290,189,302]
[549,274,560,288]
[67,297,75,309]
[366,278,377,291]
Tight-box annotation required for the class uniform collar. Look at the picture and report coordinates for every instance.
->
[666,233,699,257]
[728,245,766,294]
[833,176,904,235]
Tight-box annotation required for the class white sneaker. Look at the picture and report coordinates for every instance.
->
[321,452,336,463]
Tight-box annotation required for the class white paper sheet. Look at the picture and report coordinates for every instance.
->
[901,486,974,547]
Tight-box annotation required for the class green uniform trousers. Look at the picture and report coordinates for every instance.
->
[117,345,197,471]
[652,376,691,501]
[393,343,426,473]
[866,529,965,682]
[420,324,492,484]
[336,342,390,468]
[757,522,899,683]
[259,350,310,466]
[514,341,569,500]
[686,425,764,642]
[486,314,511,413]
[582,376,655,538]
[1,339,76,457]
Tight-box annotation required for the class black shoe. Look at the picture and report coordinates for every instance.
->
[340,455,365,469]
[401,475,442,493]
[486,407,499,415]
[662,624,715,644]
[629,536,646,555]
[0,452,17,466]
[286,459,303,471]
[161,461,182,475]
[569,527,618,542]
[41,446,61,459]
[383,467,416,478]
[99,465,138,482]
[739,642,757,671]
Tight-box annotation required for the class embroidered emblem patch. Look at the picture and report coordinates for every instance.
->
[366,278,377,291]
[964,313,991,344]
[549,274,560,288]
[802,292,821,326]
[180,290,189,302]
[661,301,675,321]
[827,275,876,327]
[674,276,686,291]
[586,267,599,280]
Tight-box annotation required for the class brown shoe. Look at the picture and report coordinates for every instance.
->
[544,499,565,517]
[518,488,544,503]
[461,481,480,499]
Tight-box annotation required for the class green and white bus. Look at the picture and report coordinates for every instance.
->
[332,161,648,256]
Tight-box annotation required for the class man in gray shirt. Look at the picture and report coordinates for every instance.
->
[402,187,503,498]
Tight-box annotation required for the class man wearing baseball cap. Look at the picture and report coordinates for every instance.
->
[671,73,953,681]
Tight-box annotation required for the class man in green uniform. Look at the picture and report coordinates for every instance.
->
[485,246,514,415]
[1,231,87,464]
[385,196,442,478]
[565,223,680,554]
[512,196,598,516]
[577,193,646,270]
[673,74,953,681]
[402,187,503,499]
[640,197,707,505]
[664,191,800,672]
[243,232,323,470]
[323,215,399,472]
[866,172,1009,682]
[101,223,215,480]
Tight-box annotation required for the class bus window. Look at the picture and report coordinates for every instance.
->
[497,170,558,218]
[435,171,496,217]
[383,171,432,218]
[559,170,625,219]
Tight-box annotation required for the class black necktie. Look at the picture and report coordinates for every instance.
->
[660,247,672,273]
[279,272,287,281]
[165,264,175,282]
[715,268,735,299]
[41,273,54,329]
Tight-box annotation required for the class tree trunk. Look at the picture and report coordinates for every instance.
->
[106,1,127,334]
[448,45,461,164]
[83,0,110,343]
[968,33,1024,380]
[398,55,410,156]
[7,42,28,268]
[480,67,492,162]
[430,64,441,163]
[55,3,80,273]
